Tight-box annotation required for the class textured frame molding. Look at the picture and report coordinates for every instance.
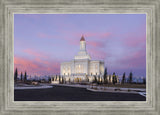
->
[0,0,160,115]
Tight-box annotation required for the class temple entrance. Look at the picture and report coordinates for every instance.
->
[74,78,82,83]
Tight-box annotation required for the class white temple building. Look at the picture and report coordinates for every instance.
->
[60,36,105,82]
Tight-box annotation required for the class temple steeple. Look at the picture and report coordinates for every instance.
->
[80,35,86,51]
[74,36,91,60]
[80,35,85,41]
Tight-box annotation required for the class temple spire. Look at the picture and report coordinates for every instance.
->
[74,36,91,60]
[80,35,85,41]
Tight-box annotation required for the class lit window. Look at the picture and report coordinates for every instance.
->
[95,65,98,69]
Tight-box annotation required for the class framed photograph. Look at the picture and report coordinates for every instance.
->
[0,0,160,115]
[14,14,146,102]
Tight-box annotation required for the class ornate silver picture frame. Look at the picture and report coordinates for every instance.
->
[0,0,160,115]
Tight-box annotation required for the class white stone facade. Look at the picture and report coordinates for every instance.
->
[60,36,105,82]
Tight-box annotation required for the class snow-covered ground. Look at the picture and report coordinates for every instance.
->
[14,83,53,90]
[139,92,146,97]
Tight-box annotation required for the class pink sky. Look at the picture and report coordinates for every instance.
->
[14,14,146,77]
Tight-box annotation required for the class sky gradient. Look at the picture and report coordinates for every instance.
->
[14,14,146,77]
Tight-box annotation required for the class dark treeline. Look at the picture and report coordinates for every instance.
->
[14,67,146,85]
[14,68,28,83]
[102,68,146,85]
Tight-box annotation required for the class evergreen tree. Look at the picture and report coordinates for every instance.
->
[109,75,111,83]
[24,71,27,82]
[87,77,89,82]
[59,76,61,83]
[69,78,70,83]
[98,75,100,83]
[56,75,57,80]
[143,77,146,84]
[93,75,97,83]
[129,72,133,83]
[48,76,51,83]
[122,72,126,84]
[20,72,23,82]
[112,72,116,84]
[14,68,18,83]
[115,75,118,83]
[62,77,64,84]
[103,68,108,83]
